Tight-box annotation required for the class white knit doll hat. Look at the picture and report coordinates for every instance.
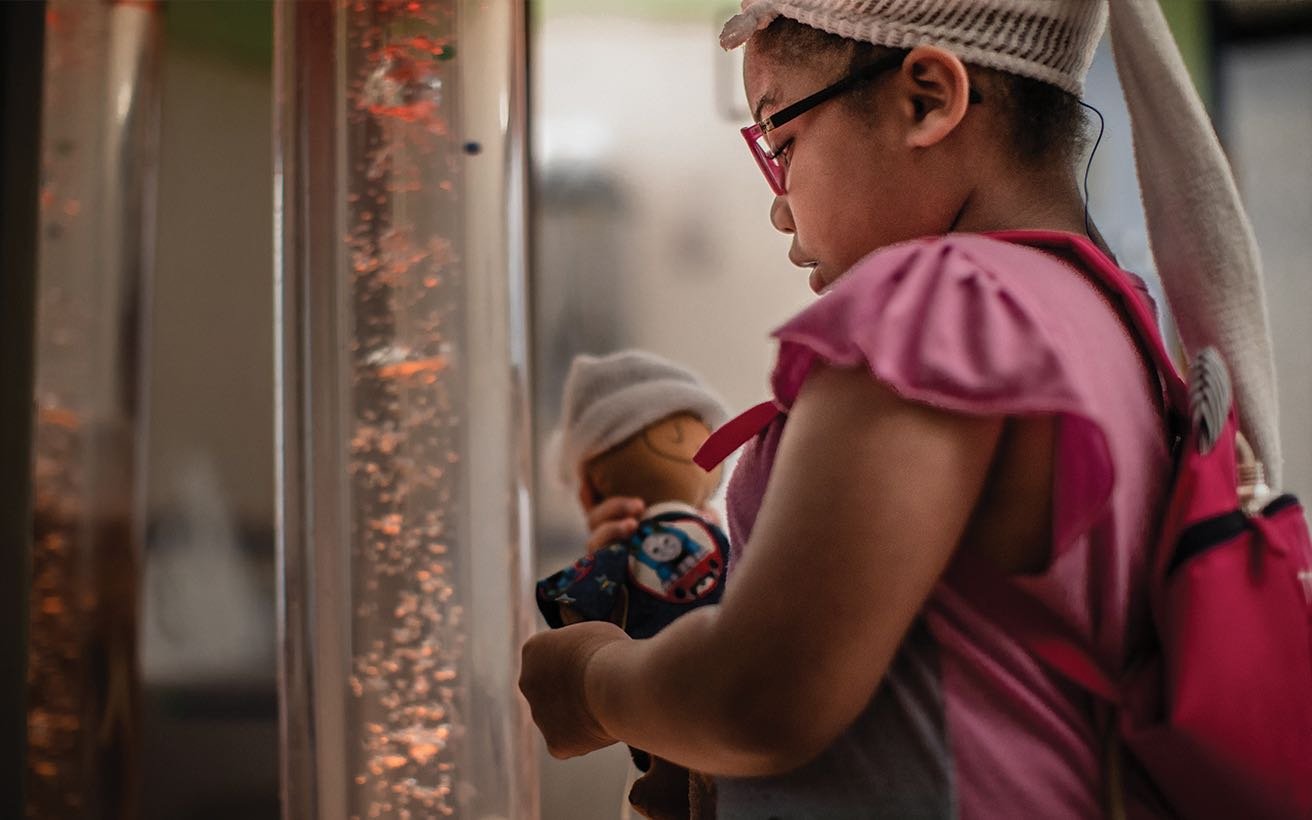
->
[722,0,1284,485]
[554,350,730,486]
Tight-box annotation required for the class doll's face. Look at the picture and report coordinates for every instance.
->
[642,532,684,562]
[582,412,724,510]
[636,414,724,505]
[640,414,708,461]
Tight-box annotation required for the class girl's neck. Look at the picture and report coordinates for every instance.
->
[949,167,1117,257]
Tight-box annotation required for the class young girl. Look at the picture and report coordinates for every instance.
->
[520,1,1281,817]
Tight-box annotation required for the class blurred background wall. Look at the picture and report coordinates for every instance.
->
[31,1,1304,818]
[138,4,278,818]
[1218,20,1312,500]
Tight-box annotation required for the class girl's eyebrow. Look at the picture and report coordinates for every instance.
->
[753,90,778,122]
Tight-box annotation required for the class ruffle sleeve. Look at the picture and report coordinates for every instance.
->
[769,236,1118,559]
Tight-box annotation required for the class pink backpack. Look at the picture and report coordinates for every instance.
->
[978,232,1312,818]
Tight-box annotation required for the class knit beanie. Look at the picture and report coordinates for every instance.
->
[720,0,1107,95]
[721,0,1284,485]
[555,351,730,486]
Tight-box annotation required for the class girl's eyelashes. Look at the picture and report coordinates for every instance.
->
[769,138,795,163]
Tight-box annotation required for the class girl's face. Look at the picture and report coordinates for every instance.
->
[743,47,968,293]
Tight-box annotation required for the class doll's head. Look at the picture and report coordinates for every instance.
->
[556,351,729,511]
[583,412,724,510]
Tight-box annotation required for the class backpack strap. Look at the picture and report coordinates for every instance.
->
[989,230,1190,417]
[949,231,1184,705]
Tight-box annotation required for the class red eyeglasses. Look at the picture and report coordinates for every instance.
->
[742,52,982,196]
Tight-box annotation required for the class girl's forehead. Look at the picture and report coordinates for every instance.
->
[742,48,772,92]
[742,57,776,119]
[743,44,844,119]
[743,50,804,119]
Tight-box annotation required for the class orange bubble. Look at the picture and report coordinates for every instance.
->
[39,407,81,430]
[375,513,403,536]
[409,742,440,765]
[376,355,447,379]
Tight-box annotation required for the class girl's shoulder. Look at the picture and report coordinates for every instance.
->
[769,231,1118,416]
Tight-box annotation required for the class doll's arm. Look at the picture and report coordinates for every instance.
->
[578,365,1003,775]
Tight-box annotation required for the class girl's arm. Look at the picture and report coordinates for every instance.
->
[529,364,1003,775]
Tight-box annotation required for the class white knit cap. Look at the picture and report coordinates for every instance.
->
[720,0,1107,95]
[721,0,1283,484]
[555,351,729,486]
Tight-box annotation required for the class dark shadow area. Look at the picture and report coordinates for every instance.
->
[0,3,45,817]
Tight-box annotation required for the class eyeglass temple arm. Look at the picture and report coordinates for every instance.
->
[760,57,983,133]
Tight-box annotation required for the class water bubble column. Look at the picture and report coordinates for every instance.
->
[25,2,161,817]
[274,2,537,819]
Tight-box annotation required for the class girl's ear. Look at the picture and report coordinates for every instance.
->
[895,45,972,149]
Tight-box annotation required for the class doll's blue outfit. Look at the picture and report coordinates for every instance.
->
[536,501,728,640]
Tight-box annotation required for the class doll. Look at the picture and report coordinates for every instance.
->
[537,350,729,820]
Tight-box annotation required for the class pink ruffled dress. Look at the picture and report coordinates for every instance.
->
[713,232,1172,819]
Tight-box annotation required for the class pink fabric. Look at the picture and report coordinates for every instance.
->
[725,233,1172,818]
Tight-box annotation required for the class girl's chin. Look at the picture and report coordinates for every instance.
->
[808,265,826,294]
[802,265,834,293]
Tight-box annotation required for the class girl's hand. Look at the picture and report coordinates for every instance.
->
[582,496,646,554]
[519,620,628,758]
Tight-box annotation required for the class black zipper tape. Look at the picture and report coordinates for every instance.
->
[1166,494,1303,577]
[1168,510,1249,576]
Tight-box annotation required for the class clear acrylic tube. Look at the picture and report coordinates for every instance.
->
[274,2,537,818]
[25,2,160,818]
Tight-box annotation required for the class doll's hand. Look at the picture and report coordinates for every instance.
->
[520,620,628,758]
[584,496,646,554]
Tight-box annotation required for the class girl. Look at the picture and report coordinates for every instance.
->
[520,1,1281,817]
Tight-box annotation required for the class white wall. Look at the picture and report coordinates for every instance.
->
[1222,38,1312,496]
[150,47,274,529]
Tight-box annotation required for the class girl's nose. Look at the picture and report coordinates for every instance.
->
[770,196,795,235]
